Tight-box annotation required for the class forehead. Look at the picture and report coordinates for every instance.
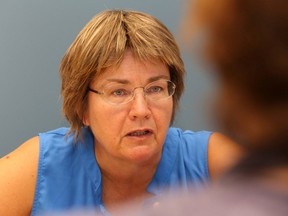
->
[93,51,170,85]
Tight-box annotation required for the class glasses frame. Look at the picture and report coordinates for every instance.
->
[88,79,176,105]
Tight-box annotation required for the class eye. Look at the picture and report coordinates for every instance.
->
[111,89,130,97]
[146,85,164,94]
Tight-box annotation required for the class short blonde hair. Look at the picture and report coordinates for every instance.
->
[60,10,185,139]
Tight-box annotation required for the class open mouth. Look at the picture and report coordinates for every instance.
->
[127,130,152,136]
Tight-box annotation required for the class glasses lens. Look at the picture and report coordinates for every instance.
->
[145,80,176,100]
[104,83,133,104]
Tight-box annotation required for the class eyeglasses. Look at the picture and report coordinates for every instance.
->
[88,79,176,105]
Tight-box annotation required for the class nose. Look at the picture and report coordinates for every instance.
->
[128,88,151,119]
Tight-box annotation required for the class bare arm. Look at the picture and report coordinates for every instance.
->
[0,136,39,215]
[208,132,246,180]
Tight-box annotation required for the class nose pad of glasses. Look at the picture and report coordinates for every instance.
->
[131,87,147,102]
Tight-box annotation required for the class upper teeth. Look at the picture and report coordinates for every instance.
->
[130,131,148,136]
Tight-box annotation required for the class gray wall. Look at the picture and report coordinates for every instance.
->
[0,0,216,157]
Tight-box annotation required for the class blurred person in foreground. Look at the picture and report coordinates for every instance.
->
[189,0,288,188]
[114,0,288,215]
[0,9,243,216]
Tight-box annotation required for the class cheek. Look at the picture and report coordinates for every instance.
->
[83,98,108,127]
[162,100,173,119]
[88,104,128,135]
[153,101,173,130]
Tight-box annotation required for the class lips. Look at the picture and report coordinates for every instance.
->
[126,129,153,136]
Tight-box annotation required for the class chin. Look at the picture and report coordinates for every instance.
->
[126,146,160,163]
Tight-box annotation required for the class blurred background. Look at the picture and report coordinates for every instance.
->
[0,0,216,157]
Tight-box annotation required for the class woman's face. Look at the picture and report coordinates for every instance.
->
[83,51,173,165]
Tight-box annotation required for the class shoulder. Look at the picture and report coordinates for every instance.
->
[37,127,91,170]
[163,127,212,183]
[165,128,245,181]
[39,127,80,153]
[39,127,70,141]
[166,127,212,144]
[166,127,212,155]
[32,127,100,213]
[0,136,39,215]
[207,132,246,180]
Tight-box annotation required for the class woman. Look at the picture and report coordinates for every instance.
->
[0,10,242,215]
[188,0,288,170]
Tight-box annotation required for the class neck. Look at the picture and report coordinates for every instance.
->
[101,171,155,210]
[96,151,160,211]
[100,160,158,190]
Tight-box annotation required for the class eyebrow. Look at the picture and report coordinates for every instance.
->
[105,75,170,84]
[148,75,170,82]
[105,79,130,84]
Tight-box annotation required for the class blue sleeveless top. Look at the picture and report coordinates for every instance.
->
[31,127,211,215]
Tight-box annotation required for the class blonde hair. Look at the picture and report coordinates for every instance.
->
[60,10,185,139]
